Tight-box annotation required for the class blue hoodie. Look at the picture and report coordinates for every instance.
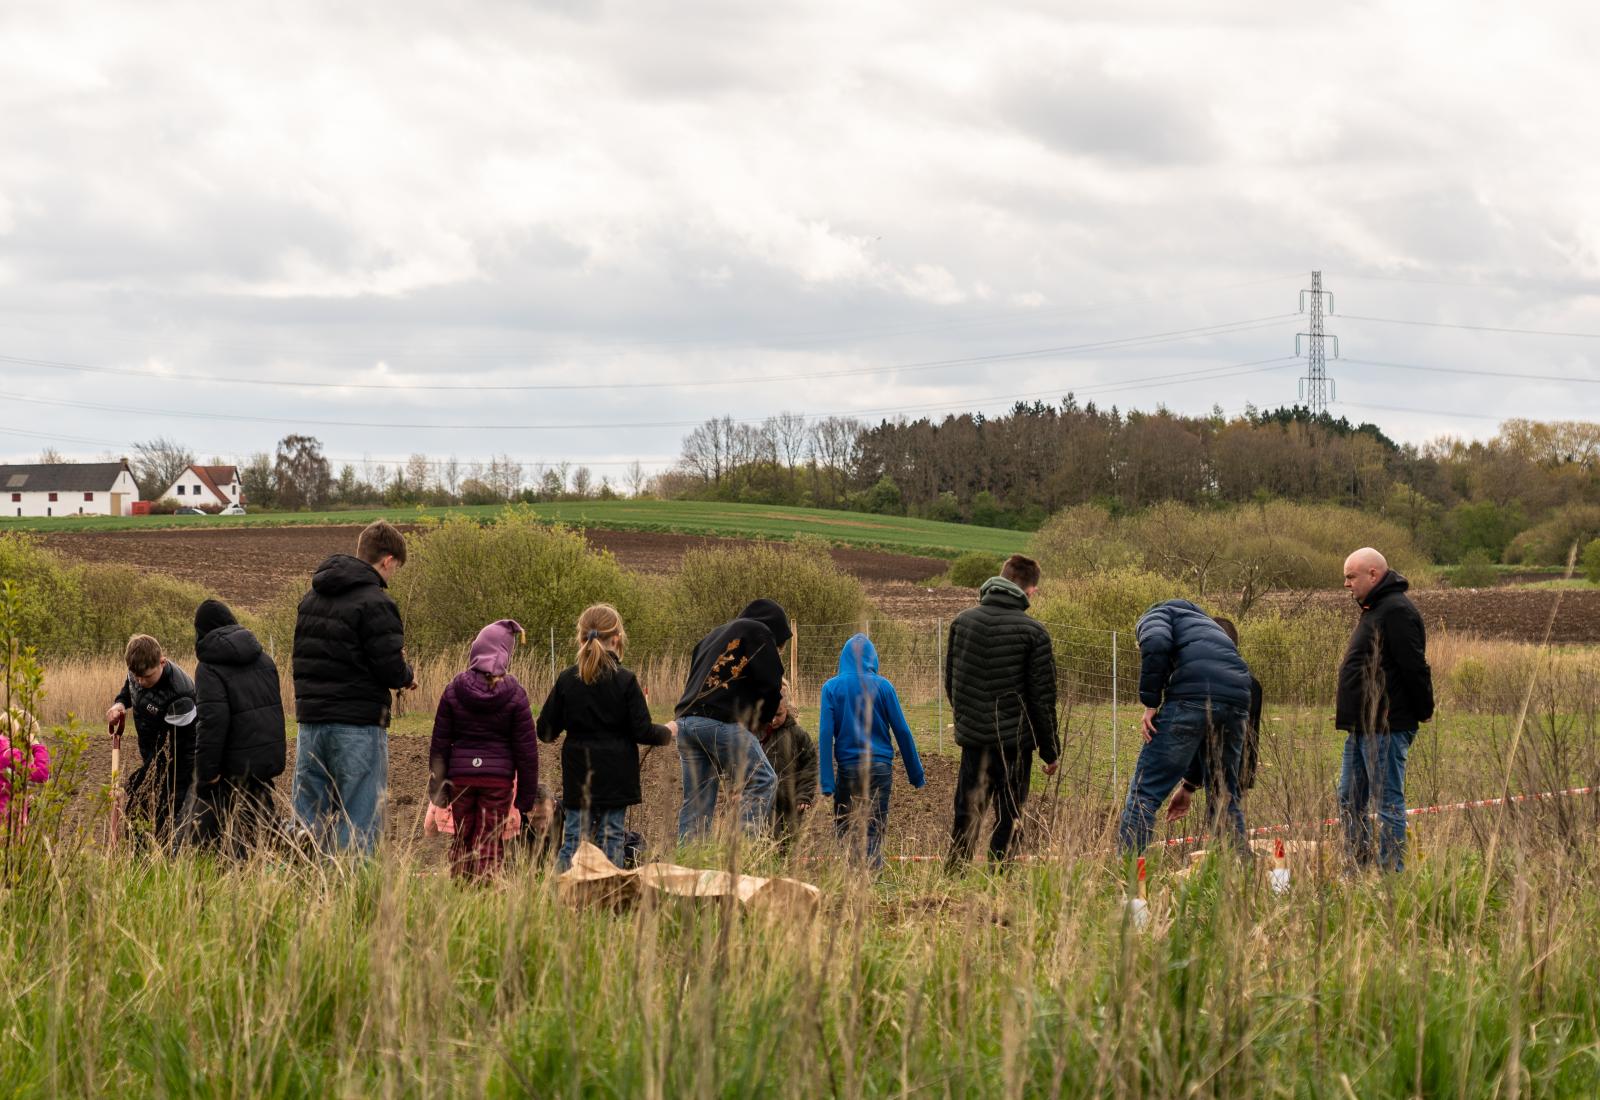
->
[818,633,926,797]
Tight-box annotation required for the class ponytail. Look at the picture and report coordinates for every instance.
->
[575,604,627,684]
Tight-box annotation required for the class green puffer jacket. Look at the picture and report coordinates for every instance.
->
[944,577,1059,762]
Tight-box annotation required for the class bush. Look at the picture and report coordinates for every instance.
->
[946,552,1002,589]
[1504,504,1600,566]
[1585,539,1600,585]
[390,510,664,659]
[669,539,868,639]
[1235,609,1349,706]
[0,534,207,659]
[1449,550,1498,589]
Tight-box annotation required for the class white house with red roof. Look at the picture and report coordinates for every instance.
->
[161,464,243,509]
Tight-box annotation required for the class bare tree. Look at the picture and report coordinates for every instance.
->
[442,455,462,496]
[681,416,735,484]
[571,465,593,498]
[405,453,432,495]
[131,436,196,498]
[625,460,647,497]
[771,411,808,486]
[37,447,65,463]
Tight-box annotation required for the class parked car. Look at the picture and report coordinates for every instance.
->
[175,507,205,515]
[220,504,247,516]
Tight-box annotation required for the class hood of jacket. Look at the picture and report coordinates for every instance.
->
[196,623,264,666]
[311,554,385,597]
[451,668,520,713]
[978,576,1029,610]
[836,632,879,676]
[1361,569,1410,611]
[738,598,792,647]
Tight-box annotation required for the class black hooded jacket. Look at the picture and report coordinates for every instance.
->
[674,599,791,731]
[292,554,414,727]
[1335,570,1434,734]
[196,623,287,783]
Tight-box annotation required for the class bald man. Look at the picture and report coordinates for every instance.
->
[1335,547,1434,872]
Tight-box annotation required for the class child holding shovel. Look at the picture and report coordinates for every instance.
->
[537,604,675,871]
[106,634,197,849]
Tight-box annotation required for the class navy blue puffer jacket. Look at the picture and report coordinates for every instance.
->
[1135,600,1252,712]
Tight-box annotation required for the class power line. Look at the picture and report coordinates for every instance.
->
[1342,356,1600,386]
[1335,313,1600,340]
[0,354,1300,434]
[0,314,1296,393]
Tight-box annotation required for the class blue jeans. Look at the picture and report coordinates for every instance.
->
[676,715,776,841]
[292,723,387,856]
[557,807,628,872]
[833,759,893,869]
[1338,730,1416,872]
[1118,701,1246,855]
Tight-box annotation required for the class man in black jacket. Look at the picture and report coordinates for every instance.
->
[945,554,1059,866]
[107,633,197,848]
[291,520,416,855]
[191,599,286,857]
[673,598,788,842]
[1337,547,1433,872]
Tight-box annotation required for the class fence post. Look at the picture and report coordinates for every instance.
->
[935,618,943,753]
[790,620,799,706]
[1110,630,1119,794]
[549,625,557,686]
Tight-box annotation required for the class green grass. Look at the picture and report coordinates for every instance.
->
[0,500,1029,558]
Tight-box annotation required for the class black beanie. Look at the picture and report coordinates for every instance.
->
[738,598,792,647]
[194,599,237,643]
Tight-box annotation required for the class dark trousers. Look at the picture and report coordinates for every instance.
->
[833,759,893,869]
[448,778,514,881]
[190,775,277,857]
[125,736,194,850]
[948,743,1034,865]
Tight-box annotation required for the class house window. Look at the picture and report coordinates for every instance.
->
[47,492,58,502]
[8,493,17,502]
[177,485,185,495]
[84,492,94,501]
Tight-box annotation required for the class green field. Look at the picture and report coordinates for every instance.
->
[0,500,1028,558]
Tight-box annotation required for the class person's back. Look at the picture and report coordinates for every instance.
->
[673,598,789,841]
[820,633,925,867]
[1133,600,1253,714]
[290,520,414,855]
[946,578,1058,758]
[193,599,285,854]
[944,555,1058,866]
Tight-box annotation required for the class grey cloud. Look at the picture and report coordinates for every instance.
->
[994,65,1217,165]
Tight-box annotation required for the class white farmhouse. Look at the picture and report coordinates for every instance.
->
[161,464,243,509]
[2,460,141,518]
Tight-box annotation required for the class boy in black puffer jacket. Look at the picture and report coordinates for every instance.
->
[191,599,286,856]
[107,633,197,848]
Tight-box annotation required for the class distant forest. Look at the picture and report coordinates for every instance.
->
[657,402,1600,565]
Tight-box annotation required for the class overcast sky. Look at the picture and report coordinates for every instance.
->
[3,0,1598,479]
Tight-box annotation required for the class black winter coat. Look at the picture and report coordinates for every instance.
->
[195,623,287,783]
[673,599,791,731]
[1136,600,1254,712]
[291,554,413,727]
[944,578,1059,762]
[539,662,673,810]
[1336,570,1434,734]
[114,661,197,766]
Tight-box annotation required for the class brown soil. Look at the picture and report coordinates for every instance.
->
[1256,587,1600,644]
[36,526,947,612]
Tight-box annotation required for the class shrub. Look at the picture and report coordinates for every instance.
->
[1449,550,1498,589]
[0,534,207,658]
[390,510,663,659]
[1235,609,1349,706]
[947,552,1002,589]
[1504,504,1600,566]
[1585,538,1600,585]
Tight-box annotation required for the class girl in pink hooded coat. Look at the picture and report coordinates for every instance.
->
[428,619,539,880]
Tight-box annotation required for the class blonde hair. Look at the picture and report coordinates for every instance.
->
[576,604,627,685]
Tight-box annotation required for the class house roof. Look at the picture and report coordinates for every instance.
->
[0,462,129,493]
[179,464,238,505]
